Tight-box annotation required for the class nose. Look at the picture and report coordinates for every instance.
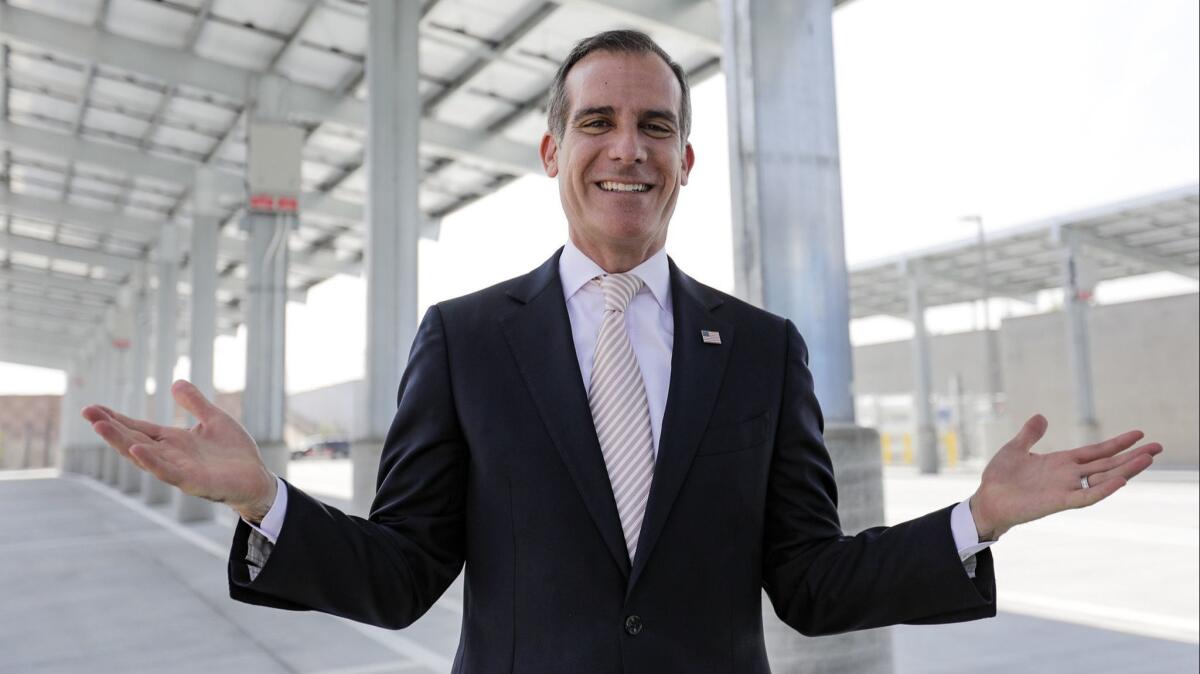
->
[606,125,647,164]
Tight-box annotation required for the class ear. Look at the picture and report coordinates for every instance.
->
[539,132,560,178]
[678,142,696,186]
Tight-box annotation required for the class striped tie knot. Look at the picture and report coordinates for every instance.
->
[596,273,644,313]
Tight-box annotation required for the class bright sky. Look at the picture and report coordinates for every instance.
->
[3,0,1197,395]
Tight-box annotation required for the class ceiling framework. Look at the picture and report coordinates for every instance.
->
[849,185,1200,320]
[0,0,733,365]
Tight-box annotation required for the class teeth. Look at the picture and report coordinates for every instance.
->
[599,181,651,193]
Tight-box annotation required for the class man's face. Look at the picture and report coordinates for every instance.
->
[540,51,695,261]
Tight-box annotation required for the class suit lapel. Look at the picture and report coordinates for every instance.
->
[628,261,733,593]
[500,249,631,578]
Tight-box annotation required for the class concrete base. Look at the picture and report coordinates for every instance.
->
[1074,419,1102,447]
[102,450,120,485]
[86,446,103,479]
[259,443,289,484]
[916,424,939,475]
[763,423,893,674]
[142,471,171,505]
[118,460,141,494]
[351,440,384,518]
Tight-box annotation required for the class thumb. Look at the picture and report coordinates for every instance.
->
[171,380,219,423]
[1009,414,1048,453]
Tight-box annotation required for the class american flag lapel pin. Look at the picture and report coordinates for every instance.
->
[700,329,722,345]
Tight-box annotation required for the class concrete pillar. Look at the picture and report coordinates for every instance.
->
[906,265,938,475]
[101,339,123,485]
[80,348,101,478]
[242,85,301,478]
[144,224,179,505]
[175,168,220,522]
[352,0,422,517]
[57,370,75,470]
[1060,229,1101,446]
[720,0,891,670]
[120,263,150,493]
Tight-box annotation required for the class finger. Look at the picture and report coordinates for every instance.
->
[1071,429,1145,463]
[129,444,183,487]
[1080,442,1162,475]
[90,419,140,458]
[1009,414,1048,453]
[171,380,219,424]
[87,405,167,440]
[1089,451,1157,487]
[1066,476,1125,509]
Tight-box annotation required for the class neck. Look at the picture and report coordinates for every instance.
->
[569,232,664,274]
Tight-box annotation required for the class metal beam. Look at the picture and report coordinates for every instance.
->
[553,0,721,53]
[0,343,71,369]
[1,231,137,274]
[0,187,341,281]
[1065,225,1199,280]
[0,121,363,224]
[0,327,88,351]
[0,264,121,298]
[0,4,542,175]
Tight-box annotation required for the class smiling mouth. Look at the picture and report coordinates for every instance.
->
[597,181,653,193]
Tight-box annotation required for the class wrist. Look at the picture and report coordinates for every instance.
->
[968,492,1003,542]
[235,470,277,525]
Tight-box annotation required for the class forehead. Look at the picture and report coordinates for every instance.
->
[563,50,681,116]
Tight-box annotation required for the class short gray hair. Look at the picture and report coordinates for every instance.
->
[546,30,691,146]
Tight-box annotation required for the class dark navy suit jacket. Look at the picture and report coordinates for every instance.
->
[229,249,995,673]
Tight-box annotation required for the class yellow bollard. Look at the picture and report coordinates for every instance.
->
[902,433,913,465]
[881,434,893,464]
[944,430,958,468]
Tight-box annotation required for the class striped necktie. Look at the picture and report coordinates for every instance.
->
[588,273,655,561]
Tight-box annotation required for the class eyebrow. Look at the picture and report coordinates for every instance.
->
[572,106,679,127]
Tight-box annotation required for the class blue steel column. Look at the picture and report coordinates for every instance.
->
[353,0,421,517]
[120,262,149,493]
[906,264,939,474]
[242,79,300,479]
[176,168,219,521]
[144,224,178,505]
[721,0,891,671]
[1061,229,1101,446]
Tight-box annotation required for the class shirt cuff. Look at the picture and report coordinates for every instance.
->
[243,475,287,544]
[951,498,994,561]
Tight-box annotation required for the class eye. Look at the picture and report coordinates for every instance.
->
[643,123,674,136]
[581,119,611,129]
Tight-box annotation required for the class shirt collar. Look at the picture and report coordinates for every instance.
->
[559,238,671,311]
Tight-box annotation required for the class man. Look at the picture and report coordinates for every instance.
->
[83,31,1161,673]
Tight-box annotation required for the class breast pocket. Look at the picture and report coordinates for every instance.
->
[696,412,769,456]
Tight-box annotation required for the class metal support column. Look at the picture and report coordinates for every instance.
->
[353,0,422,516]
[176,168,220,521]
[242,94,300,478]
[907,265,938,475]
[144,224,178,505]
[120,262,150,493]
[1061,229,1101,446]
[720,0,890,670]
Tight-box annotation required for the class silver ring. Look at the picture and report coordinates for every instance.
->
[1080,475,1091,489]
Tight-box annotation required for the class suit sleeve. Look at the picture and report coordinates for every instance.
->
[228,306,466,629]
[761,320,996,636]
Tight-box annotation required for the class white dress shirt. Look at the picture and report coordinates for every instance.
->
[251,240,991,573]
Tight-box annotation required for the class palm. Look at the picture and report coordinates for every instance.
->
[81,380,274,512]
[970,415,1161,539]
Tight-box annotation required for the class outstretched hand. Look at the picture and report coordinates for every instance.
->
[80,379,277,522]
[969,414,1162,541]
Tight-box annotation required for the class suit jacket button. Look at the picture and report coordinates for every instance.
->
[624,615,643,636]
